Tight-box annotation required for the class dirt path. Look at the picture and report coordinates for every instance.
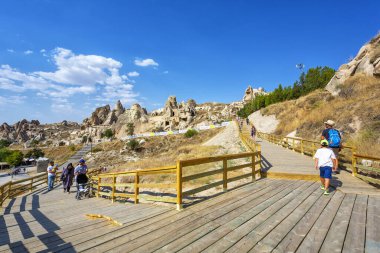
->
[203,122,247,155]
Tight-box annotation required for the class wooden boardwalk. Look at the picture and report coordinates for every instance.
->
[1,178,379,252]
[257,137,380,195]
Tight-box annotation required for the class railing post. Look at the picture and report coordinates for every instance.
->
[97,177,101,198]
[292,139,295,151]
[134,172,139,204]
[0,185,3,207]
[352,154,357,177]
[111,175,116,203]
[223,158,227,192]
[29,178,33,193]
[252,154,256,182]
[176,160,183,211]
[8,181,12,200]
[301,140,304,155]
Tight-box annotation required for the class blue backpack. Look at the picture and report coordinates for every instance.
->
[328,129,341,148]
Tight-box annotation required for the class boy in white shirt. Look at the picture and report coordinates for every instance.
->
[314,140,337,195]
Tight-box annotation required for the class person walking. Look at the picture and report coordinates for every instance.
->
[246,117,250,125]
[61,163,75,193]
[314,140,338,195]
[251,125,256,141]
[321,120,342,174]
[74,159,88,200]
[47,161,58,191]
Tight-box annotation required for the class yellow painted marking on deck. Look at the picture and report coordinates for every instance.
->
[265,172,319,181]
[85,214,123,226]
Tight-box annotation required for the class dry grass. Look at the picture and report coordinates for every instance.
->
[42,145,83,165]
[87,128,223,171]
[263,74,380,156]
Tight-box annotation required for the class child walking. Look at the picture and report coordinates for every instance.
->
[313,140,337,195]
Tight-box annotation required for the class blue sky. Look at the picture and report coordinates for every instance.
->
[0,0,379,124]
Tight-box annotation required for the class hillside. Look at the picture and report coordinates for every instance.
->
[250,33,380,156]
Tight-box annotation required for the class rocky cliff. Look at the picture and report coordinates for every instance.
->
[326,33,380,95]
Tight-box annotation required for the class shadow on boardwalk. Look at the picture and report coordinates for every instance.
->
[1,189,76,253]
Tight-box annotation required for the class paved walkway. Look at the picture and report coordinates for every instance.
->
[1,179,379,252]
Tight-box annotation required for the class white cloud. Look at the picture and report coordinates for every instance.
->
[0,47,139,108]
[40,49,46,53]
[0,95,26,105]
[163,70,169,74]
[134,58,159,67]
[24,50,33,55]
[127,71,140,77]
[7,49,14,53]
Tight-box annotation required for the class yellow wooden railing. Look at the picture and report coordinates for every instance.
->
[0,168,102,207]
[256,130,380,186]
[92,150,261,210]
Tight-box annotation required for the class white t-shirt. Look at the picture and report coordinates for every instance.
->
[314,148,336,168]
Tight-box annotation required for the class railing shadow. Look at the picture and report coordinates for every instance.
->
[1,191,76,252]
[260,155,273,172]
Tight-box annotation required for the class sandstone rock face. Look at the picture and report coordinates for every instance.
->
[0,119,79,145]
[326,33,380,96]
[243,86,266,103]
[158,96,197,130]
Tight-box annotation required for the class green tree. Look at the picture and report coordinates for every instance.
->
[6,150,23,166]
[126,139,140,151]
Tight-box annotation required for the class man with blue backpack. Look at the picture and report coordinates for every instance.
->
[321,120,342,174]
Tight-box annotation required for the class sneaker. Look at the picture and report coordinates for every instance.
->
[320,185,325,190]
[324,190,330,195]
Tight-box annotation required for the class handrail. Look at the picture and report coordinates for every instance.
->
[0,168,102,206]
[255,129,380,186]
[91,120,263,210]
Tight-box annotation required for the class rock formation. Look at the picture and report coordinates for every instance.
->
[326,33,380,96]
[242,86,266,103]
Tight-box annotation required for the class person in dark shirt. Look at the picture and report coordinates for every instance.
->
[321,120,342,174]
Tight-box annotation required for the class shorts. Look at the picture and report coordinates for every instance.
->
[330,147,340,158]
[319,166,332,179]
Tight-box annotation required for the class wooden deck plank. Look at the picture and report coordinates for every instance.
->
[272,190,332,253]
[295,191,345,253]
[250,184,324,252]
[319,193,356,252]
[58,179,277,252]
[126,180,294,253]
[77,180,287,253]
[365,195,380,253]
[176,181,311,253]
[7,205,168,252]
[223,182,320,252]
[342,194,368,253]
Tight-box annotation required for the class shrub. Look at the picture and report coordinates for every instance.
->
[184,129,198,138]
[126,123,135,136]
[58,141,65,146]
[25,148,45,159]
[30,139,39,147]
[0,139,11,148]
[92,147,103,153]
[69,145,76,152]
[82,136,88,143]
[126,139,140,151]
[102,129,114,138]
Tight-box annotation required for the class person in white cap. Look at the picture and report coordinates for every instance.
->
[321,120,342,174]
